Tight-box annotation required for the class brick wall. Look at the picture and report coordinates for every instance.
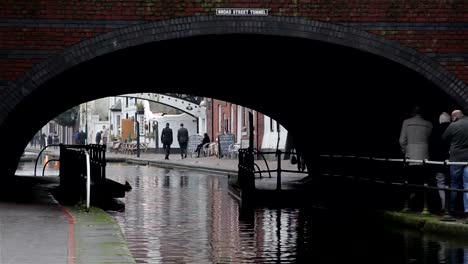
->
[211,99,266,150]
[0,1,466,83]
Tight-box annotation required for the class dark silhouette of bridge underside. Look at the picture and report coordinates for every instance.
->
[3,34,460,176]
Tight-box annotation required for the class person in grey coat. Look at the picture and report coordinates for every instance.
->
[443,110,468,218]
[399,106,433,211]
[177,123,189,159]
[161,123,173,160]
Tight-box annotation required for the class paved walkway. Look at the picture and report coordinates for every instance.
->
[0,175,135,264]
[0,177,68,264]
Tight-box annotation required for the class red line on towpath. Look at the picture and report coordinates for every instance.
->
[59,204,75,264]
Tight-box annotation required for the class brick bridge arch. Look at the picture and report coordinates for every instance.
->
[1,15,466,176]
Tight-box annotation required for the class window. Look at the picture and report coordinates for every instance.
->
[218,104,222,133]
[242,107,246,127]
[225,117,229,133]
[231,105,235,133]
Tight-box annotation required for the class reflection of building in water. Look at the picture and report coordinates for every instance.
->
[207,178,300,263]
[121,166,153,263]
[257,209,299,262]
[152,171,212,263]
[109,167,305,263]
[209,175,243,263]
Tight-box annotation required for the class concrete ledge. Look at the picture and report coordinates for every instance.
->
[379,211,468,237]
[67,206,136,264]
[126,158,238,175]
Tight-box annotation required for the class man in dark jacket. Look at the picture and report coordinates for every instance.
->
[161,123,173,160]
[177,123,189,159]
[443,110,468,218]
[95,131,102,144]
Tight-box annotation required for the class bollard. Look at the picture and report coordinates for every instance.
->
[401,181,411,213]
[420,160,431,216]
[420,183,431,216]
[401,157,411,213]
[441,184,455,221]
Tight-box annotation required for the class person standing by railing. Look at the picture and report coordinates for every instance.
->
[443,110,468,219]
[430,112,451,213]
[399,106,432,211]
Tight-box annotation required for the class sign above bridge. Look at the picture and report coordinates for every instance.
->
[216,8,268,16]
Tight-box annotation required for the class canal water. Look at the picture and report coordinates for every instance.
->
[104,163,468,264]
[15,161,468,263]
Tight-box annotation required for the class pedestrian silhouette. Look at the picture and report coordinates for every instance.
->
[429,112,451,212]
[177,123,189,159]
[399,106,432,211]
[161,123,173,160]
[443,110,468,220]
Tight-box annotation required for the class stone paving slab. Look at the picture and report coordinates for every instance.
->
[0,176,136,264]
[0,177,68,264]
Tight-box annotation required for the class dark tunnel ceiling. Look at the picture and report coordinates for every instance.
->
[17,34,461,158]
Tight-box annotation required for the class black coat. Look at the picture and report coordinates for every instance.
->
[177,127,189,145]
[202,135,210,145]
[161,127,173,145]
[430,122,450,161]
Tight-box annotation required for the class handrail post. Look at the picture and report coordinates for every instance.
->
[421,159,431,216]
[441,184,455,221]
[441,160,455,221]
[421,184,430,216]
[384,157,390,184]
[276,150,282,191]
[85,150,91,213]
[102,144,106,181]
[401,157,411,213]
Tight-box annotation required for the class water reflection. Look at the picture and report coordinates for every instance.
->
[15,155,59,176]
[106,163,468,264]
[107,164,301,263]
[14,160,468,263]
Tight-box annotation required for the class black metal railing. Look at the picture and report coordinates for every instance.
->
[34,144,61,177]
[61,144,106,203]
[33,144,106,203]
[317,154,468,221]
[237,148,308,192]
[59,144,106,184]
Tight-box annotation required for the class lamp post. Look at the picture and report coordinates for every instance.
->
[85,102,88,145]
[134,112,140,158]
[153,121,159,150]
